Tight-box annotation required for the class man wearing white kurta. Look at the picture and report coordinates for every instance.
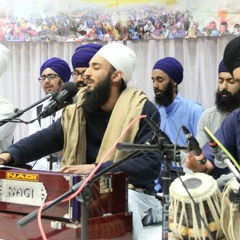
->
[28,57,71,170]
[0,44,16,153]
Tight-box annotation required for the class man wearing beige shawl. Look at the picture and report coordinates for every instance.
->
[0,43,163,239]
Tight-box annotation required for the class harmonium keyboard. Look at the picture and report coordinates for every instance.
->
[0,168,132,239]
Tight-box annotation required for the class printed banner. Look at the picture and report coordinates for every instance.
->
[0,0,239,42]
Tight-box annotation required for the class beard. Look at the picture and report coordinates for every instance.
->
[154,81,175,106]
[83,71,112,114]
[215,88,240,113]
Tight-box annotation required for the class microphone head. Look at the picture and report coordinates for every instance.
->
[61,82,78,97]
[48,91,58,100]
[214,160,227,169]
[182,125,189,134]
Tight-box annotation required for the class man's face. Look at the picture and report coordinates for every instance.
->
[233,67,240,80]
[83,55,114,113]
[152,69,175,106]
[72,67,88,90]
[216,71,240,112]
[40,68,63,94]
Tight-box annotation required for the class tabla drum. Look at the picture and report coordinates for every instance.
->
[169,172,224,240]
[221,177,240,240]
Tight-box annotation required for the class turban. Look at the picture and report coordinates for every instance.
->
[96,43,136,82]
[223,36,240,75]
[40,57,71,83]
[71,43,103,69]
[153,57,183,85]
[0,44,9,77]
[218,59,229,73]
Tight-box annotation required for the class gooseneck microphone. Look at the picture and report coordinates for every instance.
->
[38,82,78,118]
[203,128,227,168]
[182,125,207,165]
[0,91,58,126]
[144,116,172,144]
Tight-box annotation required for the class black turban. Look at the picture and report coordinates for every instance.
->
[223,36,240,75]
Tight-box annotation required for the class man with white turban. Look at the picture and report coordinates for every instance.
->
[0,44,16,152]
[0,43,163,239]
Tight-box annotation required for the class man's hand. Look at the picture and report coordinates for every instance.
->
[59,164,95,174]
[0,153,13,165]
[184,151,214,173]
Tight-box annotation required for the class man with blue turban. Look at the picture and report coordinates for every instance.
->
[71,43,103,89]
[151,57,204,192]
[152,57,204,146]
[185,36,240,189]
[193,58,240,188]
[28,57,71,170]
[196,59,239,148]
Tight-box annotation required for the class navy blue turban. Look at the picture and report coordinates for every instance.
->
[71,43,103,69]
[218,59,229,73]
[223,36,240,75]
[40,57,71,83]
[153,57,183,85]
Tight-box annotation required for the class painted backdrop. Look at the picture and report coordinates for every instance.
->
[0,0,239,41]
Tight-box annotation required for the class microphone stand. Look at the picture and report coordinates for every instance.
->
[117,141,188,240]
[220,155,240,210]
[47,113,58,171]
[17,138,187,240]
[17,150,142,240]
[0,93,56,127]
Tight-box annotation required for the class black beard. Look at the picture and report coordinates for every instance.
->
[83,72,112,114]
[154,81,175,106]
[215,88,240,113]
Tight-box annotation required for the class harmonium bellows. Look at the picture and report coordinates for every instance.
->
[0,169,132,240]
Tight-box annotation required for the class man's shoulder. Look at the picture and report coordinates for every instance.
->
[228,108,240,120]
[143,99,158,110]
[201,106,219,116]
[177,94,204,111]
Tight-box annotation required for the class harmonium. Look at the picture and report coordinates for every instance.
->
[0,168,132,240]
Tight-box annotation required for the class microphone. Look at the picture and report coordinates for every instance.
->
[182,125,207,165]
[38,82,78,118]
[144,116,172,144]
[0,91,58,126]
[204,129,227,168]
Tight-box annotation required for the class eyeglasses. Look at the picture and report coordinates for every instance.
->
[38,74,59,82]
[218,77,240,84]
[71,70,87,80]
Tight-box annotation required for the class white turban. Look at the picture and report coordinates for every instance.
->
[96,43,137,82]
[0,44,9,77]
